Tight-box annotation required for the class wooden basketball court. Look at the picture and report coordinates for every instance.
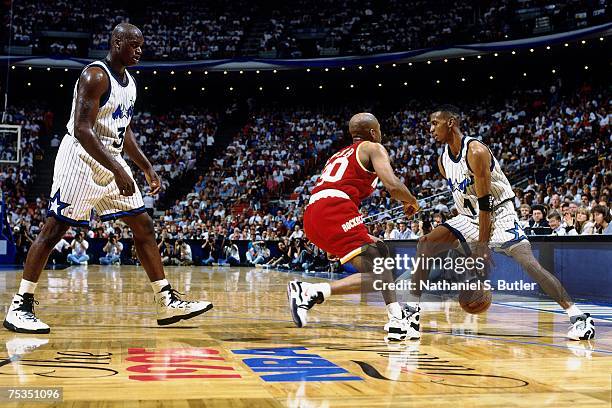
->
[0,265,610,407]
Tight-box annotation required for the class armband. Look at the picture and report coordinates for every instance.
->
[478,194,494,212]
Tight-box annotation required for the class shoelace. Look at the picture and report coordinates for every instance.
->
[168,289,188,307]
[16,297,40,321]
[298,292,323,310]
[402,305,419,319]
[570,317,587,331]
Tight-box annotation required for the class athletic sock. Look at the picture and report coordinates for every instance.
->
[308,283,331,299]
[406,299,420,310]
[566,304,584,320]
[18,279,38,296]
[386,302,403,319]
[151,279,170,293]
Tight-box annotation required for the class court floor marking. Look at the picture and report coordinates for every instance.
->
[46,311,612,356]
[495,301,612,321]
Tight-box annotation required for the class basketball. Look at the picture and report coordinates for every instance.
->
[458,288,492,314]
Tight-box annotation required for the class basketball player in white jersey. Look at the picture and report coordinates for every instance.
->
[3,23,212,334]
[407,105,594,341]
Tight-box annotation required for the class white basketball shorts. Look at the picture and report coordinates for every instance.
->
[48,135,145,227]
[441,200,528,254]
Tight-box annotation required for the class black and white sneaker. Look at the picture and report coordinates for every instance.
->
[384,304,420,341]
[567,313,595,340]
[287,280,324,327]
[155,285,213,326]
[3,294,50,334]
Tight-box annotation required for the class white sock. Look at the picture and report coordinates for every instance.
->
[387,302,403,319]
[18,279,37,295]
[565,304,583,318]
[308,283,331,299]
[151,279,170,293]
[404,295,420,311]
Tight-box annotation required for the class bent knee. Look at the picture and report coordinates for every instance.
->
[132,216,155,236]
[416,235,430,255]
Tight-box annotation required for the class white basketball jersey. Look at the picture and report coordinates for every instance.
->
[66,60,137,155]
[441,136,514,217]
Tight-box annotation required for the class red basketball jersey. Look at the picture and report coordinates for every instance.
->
[311,141,378,205]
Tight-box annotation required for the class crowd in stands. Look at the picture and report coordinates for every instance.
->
[1,107,51,263]
[5,0,609,59]
[128,109,219,196]
[91,2,251,59]
[2,81,610,267]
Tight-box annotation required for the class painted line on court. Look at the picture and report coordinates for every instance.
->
[494,301,612,322]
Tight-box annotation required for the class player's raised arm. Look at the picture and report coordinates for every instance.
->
[124,125,162,195]
[362,141,419,216]
[467,141,493,247]
[73,67,135,196]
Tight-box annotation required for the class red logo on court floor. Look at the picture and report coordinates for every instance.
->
[126,347,241,381]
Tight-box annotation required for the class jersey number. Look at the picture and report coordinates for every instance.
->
[316,156,349,186]
[464,198,477,216]
[112,126,126,149]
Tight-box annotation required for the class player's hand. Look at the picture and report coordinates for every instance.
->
[402,197,420,218]
[113,167,136,196]
[563,211,574,226]
[326,252,339,261]
[471,242,495,275]
[144,168,162,195]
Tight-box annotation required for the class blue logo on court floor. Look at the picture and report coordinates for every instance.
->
[232,347,362,382]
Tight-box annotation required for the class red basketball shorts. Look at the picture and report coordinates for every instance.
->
[304,193,374,264]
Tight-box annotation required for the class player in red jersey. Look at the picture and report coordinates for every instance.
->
[288,112,420,341]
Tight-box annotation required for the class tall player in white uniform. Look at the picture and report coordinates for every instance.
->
[3,23,212,334]
[408,105,594,341]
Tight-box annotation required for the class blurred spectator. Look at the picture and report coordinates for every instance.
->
[246,241,269,266]
[67,233,89,265]
[529,205,549,228]
[13,225,34,265]
[50,237,71,265]
[123,245,141,266]
[158,238,177,266]
[547,211,576,236]
[575,207,595,235]
[396,222,410,239]
[201,233,220,265]
[384,221,400,239]
[266,240,291,268]
[222,240,241,266]
[175,239,193,265]
[518,204,531,228]
[592,205,612,235]
[407,221,422,239]
[99,235,123,265]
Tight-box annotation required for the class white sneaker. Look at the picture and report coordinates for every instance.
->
[3,294,51,334]
[287,280,324,328]
[384,304,420,341]
[567,313,595,340]
[154,285,213,326]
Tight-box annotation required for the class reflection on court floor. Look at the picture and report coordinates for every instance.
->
[0,266,610,407]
